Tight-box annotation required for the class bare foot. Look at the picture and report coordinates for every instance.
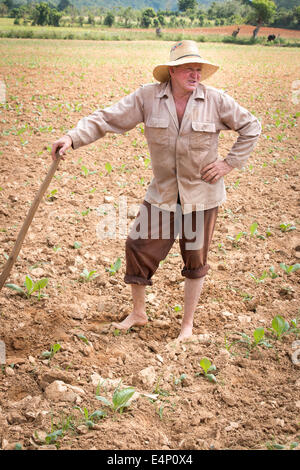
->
[177,325,193,342]
[112,312,148,330]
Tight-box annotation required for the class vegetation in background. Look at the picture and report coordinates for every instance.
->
[0,0,299,31]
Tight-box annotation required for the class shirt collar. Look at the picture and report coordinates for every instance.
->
[156,81,205,100]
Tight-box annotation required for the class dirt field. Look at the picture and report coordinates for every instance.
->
[164,25,300,39]
[127,24,300,39]
[0,40,299,452]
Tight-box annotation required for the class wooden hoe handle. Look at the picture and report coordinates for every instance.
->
[0,152,62,292]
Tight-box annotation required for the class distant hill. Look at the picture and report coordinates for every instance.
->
[14,0,223,12]
[65,0,217,10]
[13,0,300,13]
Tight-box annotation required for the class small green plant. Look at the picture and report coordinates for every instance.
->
[44,411,76,447]
[279,263,300,275]
[46,189,58,201]
[81,165,97,177]
[157,404,164,421]
[75,333,89,345]
[96,383,135,414]
[227,231,247,247]
[45,429,63,445]
[105,162,113,174]
[266,438,299,450]
[290,317,300,337]
[173,373,186,387]
[6,275,48,300]
[235,328,272,354]
[250,221,258,237]
[74,406,106,428]
[268,266,279,279]
[267,315,290,340]
[249,270,268,283]
[279,222,296,232]
[106,257,121,276]
[224,334,239,354]
[173,305,182,312]
[79,268,99,282]
[197,358,217,383]
[153,376,170,397]
[41,343,61,361]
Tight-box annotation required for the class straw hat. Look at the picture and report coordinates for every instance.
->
[153,40,219,83]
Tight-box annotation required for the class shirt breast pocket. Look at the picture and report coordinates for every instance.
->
[189,122,216,149]
[145,117,169,146]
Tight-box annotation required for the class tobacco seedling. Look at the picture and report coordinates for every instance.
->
[75,333,89,345]
[96,383,135,414]
[41,343,61,361]
[79,268,99,282]
[6,275,48,300]
[279,222,296,232]
[290,317,300,337]
[45,411,76,447]
[227,231,247,247]
[197,358,217,383]
[224,334,239,354]
[279,263,300,275]
[106,257,121,276]
[46,189,58,201]
[266,438,299,450]
[267,315,290,340]
[153,376,170,397]
[249,270,268,283]
[74,406,106,428]
[268,266,278,279]
[173,305,182,312]
[105,162,113,174]
[81,165,97,177]
[173,373,187,387]
[250,222,258,237]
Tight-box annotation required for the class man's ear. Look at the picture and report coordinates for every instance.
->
[169,66,174,74]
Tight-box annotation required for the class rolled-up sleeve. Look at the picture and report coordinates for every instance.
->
[219,92,261,169]
[67,88,144,150]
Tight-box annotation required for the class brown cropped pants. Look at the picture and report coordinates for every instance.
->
[124,200,218,286]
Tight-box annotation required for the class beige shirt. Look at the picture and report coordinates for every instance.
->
[67,81,261,213]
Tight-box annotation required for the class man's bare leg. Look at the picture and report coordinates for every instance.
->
[178,277,205,341]
[112,284,148,330]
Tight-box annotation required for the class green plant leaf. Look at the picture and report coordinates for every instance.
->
[199,358,211,375]
[90,410,106,420]
[206,373,217,383]
[291,263,300,272]
[272,315,288,337]
[24,275,33,293]
[112,387,135,412]
[5,283,25,296]
[95,396,111,407]
[250,222,258,236]
[253,327,265,344]
[51,343,61,354]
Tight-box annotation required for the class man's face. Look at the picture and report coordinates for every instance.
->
[169,63,202,94]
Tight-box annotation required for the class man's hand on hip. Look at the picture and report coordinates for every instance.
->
[201,160,233,184]
[51,135,73,161]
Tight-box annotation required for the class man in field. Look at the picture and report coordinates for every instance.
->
[52,40,261,341]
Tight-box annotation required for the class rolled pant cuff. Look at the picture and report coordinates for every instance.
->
[181,264,210,279]
[124,275,153,286]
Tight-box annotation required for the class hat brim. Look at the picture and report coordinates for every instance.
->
[153,57,219,83]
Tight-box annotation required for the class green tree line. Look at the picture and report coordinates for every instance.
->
[0,0,299,29]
